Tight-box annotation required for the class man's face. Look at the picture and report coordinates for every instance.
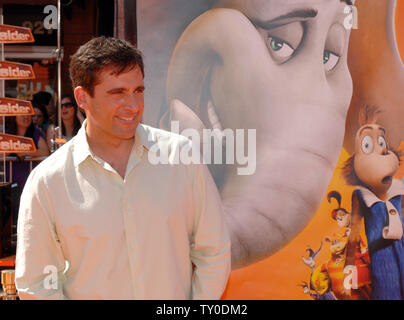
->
[84,65,145,142]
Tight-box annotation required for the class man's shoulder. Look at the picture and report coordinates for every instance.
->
[28,138,75,183]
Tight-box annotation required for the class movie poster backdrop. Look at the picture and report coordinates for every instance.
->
[137,0,404,299]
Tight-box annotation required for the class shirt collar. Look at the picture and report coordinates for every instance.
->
[356,179,404,207]
[136,122,155,152]
[72,120,153,167]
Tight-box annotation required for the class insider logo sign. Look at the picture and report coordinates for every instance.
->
[0,61,35,80]
[0,24,34,43]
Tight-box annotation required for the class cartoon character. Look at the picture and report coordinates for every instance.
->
[343,105,404,300]
[305,190,371,300]
[297,280,335,300]
[308,233,348,300]
[328,191,351,232]
[302,242,323,270]
[299,242,336,300]
[327,190,372,299]
[317,233,371,300]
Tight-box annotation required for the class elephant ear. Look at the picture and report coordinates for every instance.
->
[344,0,404,153]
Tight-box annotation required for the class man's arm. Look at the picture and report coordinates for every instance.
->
[15,170,67,299]
[190,164,231,300]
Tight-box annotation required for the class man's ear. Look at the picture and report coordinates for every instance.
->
[74,86,90,112]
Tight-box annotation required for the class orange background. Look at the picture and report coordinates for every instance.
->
[222,1,404,300]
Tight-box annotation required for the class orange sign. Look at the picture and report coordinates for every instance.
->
[0,61,35,80]
[0,24,34,44]
[0,97,34,116]
[0,133,37,153]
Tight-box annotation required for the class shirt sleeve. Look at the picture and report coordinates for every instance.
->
[190,163,231,300]
[15,169,67,300]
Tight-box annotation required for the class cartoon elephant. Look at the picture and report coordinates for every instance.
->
[160,0,355,269]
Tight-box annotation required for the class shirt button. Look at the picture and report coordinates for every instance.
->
[389,209,397,215]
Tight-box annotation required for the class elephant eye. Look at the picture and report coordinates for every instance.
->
[323,50,340,72]
[378,136,387,149]
[268,37,295,60]
[361,135,374,154]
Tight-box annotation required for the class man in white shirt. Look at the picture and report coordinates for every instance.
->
[15,37,231,299]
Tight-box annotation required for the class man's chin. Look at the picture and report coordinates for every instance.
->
[117,128,138,140]
[118,132,136,140]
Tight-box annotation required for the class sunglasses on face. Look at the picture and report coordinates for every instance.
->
[61,102,74,108]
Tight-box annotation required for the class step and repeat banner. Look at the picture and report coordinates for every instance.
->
[0,24,36,154]
[137,0,404,299]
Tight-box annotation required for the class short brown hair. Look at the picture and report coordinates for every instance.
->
[69,37,144,96]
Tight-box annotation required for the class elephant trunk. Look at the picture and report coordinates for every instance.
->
[220,105,345,268]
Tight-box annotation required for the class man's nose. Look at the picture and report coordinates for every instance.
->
[125,95,140,111]
[381,148,388,155]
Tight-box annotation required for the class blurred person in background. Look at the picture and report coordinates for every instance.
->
[46,93,84,151]
[6,115,49,189]
[5,115,49,228]
[32,102,50,137]
[32,91,55,124]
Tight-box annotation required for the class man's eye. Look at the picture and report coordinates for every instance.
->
[268,37,295,60]
[323,50,340,72]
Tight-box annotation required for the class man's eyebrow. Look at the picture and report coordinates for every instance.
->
[106,86,145,94]
[106,87,127,94]
[251,8,318,29]
[378,127,386,134]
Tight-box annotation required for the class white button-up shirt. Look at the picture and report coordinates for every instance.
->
[15,123,231,299]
